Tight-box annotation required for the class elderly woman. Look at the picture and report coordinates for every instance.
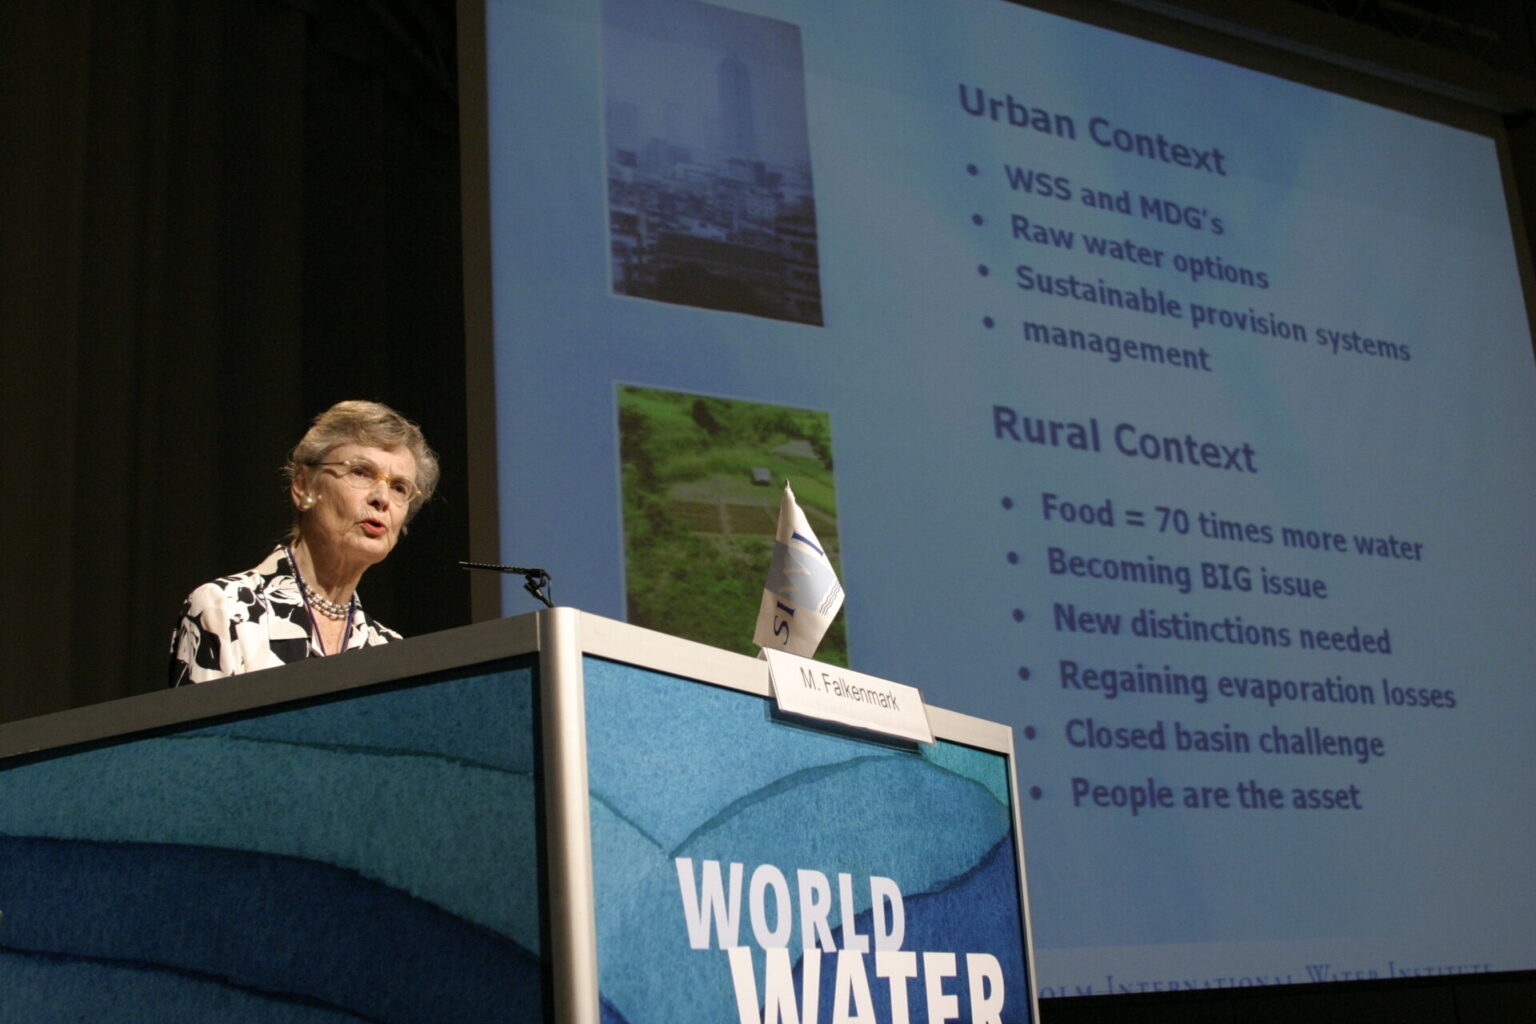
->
[169,400,439,687]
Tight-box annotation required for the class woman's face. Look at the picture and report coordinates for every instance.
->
[294,443,418,573]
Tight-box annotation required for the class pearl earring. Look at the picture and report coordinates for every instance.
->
[301,494,316,509]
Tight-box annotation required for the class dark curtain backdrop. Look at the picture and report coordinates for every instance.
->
[1,0,469,723]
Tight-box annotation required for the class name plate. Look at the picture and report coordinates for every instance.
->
[763,649,934,744]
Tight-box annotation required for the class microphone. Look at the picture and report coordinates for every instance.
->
[459,560,554,609]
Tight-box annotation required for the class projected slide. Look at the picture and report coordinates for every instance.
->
[484,0,1536,995]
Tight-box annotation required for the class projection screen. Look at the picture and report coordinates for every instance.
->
[473,0,1536,996]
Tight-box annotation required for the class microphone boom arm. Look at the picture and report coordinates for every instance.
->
[458,561,554,609]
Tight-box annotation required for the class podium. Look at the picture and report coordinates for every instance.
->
[0,609,1040,1023]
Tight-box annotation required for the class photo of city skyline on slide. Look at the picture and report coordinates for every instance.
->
[602,0,824,325]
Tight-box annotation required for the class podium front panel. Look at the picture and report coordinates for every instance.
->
[0,658,544,1023]
[580,653,1036,1024]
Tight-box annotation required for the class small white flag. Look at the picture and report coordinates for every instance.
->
[754,481,844,657]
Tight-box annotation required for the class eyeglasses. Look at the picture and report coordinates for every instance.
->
[311,459,421,507]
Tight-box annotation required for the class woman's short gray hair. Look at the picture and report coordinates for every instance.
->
[284,400,439,524]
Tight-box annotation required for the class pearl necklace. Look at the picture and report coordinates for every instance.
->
[301,580,352,620]
[286,543,354,621]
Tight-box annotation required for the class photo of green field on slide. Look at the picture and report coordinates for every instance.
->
[617,384,846,663]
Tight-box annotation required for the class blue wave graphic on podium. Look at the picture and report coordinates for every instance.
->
[0,664,545,1023]
[0,835,539,1023]
[582,657,1029,1024]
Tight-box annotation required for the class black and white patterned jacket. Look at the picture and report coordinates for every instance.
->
[168,546,399,687]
